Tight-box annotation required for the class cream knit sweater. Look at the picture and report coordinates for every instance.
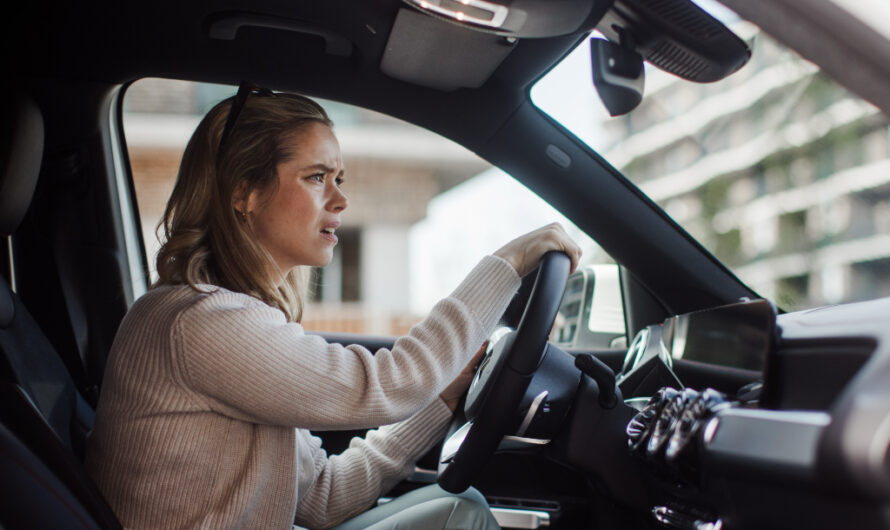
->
[86,256,520,530]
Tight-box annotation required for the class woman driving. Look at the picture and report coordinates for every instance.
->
[86,83,581,530]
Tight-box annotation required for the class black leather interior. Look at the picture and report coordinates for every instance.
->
[0,384,120,529]
[0,89,43,236]
[0,88,120,528]
[0,422,100,530]
[0,275,94,458]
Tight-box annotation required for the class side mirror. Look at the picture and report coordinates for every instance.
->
[553,264,627,349]
[590,37,645,116]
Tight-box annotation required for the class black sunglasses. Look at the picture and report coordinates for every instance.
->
[217,80,275,165]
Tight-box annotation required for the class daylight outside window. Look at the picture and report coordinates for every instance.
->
[532,4,890,312]
[123,80,601,336]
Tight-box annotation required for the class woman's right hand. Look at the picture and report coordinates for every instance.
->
[494,223,582,277]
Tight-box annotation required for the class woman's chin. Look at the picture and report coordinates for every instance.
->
[300,252,334,268]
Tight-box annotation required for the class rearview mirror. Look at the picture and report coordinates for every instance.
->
[590,37,645,116]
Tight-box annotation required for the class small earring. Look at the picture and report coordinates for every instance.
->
[237,210,248,222]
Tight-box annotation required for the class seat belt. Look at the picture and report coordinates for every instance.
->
[48,150,101,407]
[53,231,98,405]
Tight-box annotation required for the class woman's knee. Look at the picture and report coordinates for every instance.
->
[443,487,499,530]
[453,486,489,508]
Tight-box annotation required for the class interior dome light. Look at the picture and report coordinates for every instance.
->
[405,0,509,29]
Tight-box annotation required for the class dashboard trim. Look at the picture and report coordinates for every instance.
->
[705,408,830,470]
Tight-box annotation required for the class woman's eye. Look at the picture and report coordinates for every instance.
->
[308,173,325,183]
[335,177,345,188]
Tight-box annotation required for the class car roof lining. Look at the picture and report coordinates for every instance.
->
[9,1,580,144]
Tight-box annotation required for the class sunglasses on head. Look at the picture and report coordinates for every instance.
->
[217,80,275,165]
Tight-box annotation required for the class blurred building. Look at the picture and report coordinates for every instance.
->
[601,25,890,310]
[124,79,489,334]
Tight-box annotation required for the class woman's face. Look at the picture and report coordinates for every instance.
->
[241,122,348,275]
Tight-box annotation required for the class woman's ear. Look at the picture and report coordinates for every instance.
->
[232,180,249,215]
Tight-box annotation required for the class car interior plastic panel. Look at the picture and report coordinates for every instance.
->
[207,12,354,57]
[381,8,518,91]
[596,0,751,82]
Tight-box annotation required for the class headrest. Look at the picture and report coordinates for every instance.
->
[0,89,44,236]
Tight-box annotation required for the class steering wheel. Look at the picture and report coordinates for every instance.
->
[437,251,571,493]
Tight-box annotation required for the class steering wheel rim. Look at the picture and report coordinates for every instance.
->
[437,251,571,493]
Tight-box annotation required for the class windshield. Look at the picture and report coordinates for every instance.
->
[532,5,890,312]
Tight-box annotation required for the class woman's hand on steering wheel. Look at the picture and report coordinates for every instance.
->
[440,341,489,412]
[494,222,582,277]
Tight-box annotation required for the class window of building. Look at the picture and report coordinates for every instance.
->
[777,211,808,253]
[850,259,890,303]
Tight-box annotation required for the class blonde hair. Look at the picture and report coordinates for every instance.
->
[155,89,332,322]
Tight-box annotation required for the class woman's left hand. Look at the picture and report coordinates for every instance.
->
[440,341,488,413]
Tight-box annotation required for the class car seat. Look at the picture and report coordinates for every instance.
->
[0,87,122,530]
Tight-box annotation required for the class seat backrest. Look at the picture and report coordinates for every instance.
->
[0,275,94,458]
[0,87,122,529]
[0,421,100,530]
[0,383,121,529]
[0,86,94,459]
[0,87,43,237]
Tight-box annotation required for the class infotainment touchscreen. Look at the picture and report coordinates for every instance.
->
[660,299,777,373]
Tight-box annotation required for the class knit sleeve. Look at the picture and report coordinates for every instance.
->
[293,398,454,528]
[172,255,519,430]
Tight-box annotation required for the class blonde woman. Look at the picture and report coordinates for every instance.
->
[86,82,581,530]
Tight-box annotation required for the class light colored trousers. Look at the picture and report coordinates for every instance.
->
[331,485,501,530]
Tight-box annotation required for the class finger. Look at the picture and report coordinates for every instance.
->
[569,244,581,274]
[553,230,580,274]
[468,343,487,366]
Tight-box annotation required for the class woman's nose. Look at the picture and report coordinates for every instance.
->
[328,183,348,212]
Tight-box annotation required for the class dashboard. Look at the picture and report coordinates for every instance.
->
[605,298,888,529]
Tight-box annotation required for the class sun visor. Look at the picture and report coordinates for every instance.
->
[381,8,517,91]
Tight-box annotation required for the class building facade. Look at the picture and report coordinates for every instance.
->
[601,25,890,310]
